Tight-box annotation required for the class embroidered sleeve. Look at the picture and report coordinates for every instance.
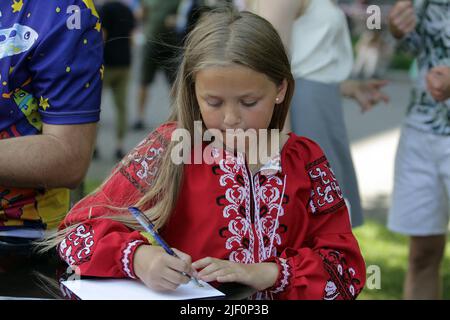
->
[58,124,176,278]
[265,257,292,295]
[306,156,345,216]
[116,128,169,196]
[58,219,149,279]
[62,123,175,225]
[319,248,362,300]
[266,232,366,300]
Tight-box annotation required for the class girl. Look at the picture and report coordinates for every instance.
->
[41,8,366,300]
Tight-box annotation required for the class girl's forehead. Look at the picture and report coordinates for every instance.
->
[195,65,275,92]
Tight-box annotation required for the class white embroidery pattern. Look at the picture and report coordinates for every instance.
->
[122,240,144,279]
[219,151,255,264]
[324,281,339,300]
[308,162,343,214]
[130,147,164,185]
[270,258,290,294]
[59,224,95,266]
[321,249,360,300]
[120,134,166,189]
[253,175,284,261]
[217,149,286,264]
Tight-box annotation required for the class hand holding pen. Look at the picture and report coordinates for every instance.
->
[128,207,202,289]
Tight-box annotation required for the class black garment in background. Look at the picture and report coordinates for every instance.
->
[178,0,235,44]
[99,2,135,67]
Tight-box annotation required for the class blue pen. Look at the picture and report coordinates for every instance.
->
[128,207,202,287]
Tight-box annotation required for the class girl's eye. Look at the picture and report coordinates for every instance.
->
[241,100,257,107]
[206,100,223,107]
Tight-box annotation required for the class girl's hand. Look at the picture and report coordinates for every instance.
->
[133,245,193,291]
[341,79,390,113]
[426,66,450,102]
[192,257,279,291]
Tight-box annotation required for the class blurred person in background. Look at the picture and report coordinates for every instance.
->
[350,1,396,80]
[352,29,395,79]
[99,1,136,160]
[174,0,211,46]
[174,0,235,46]
[135,0,180,130]
[387,0,450,300]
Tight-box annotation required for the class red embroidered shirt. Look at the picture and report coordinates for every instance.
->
[58,123,366,300]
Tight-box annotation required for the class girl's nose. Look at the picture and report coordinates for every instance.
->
[223,105,241,127]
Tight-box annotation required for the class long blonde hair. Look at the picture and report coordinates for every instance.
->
[37,7,295,253]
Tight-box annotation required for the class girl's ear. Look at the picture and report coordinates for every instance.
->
[276,79,289,104]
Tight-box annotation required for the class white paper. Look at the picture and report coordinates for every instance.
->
[61,278,225,300]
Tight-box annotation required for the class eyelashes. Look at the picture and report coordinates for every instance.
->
[241,101,257,107]
[206,100,258,107]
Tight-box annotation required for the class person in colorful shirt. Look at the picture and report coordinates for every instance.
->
[0,0,103,245]
[42,9,365,300]
[387,0,450,299]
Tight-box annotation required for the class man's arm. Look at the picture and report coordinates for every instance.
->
[0,123,97,189]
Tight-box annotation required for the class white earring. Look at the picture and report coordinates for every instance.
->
[275,98,280,103]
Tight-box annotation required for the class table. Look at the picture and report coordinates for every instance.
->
[0,242,255,300]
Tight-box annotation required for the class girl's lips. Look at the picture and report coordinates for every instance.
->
[221,129,247,133]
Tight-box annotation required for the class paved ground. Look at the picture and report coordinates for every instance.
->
[87,44,413,224]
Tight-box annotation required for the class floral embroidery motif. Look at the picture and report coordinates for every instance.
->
[119,132,167,194]
[253,174,285,260]
[307,156,345,215]
[215,149,287,264]
[121,240,144,278]
[218,151,255,264]
[320,249,361,300]
[59,224,95,266]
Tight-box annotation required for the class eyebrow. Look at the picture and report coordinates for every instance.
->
[202,93,261,99]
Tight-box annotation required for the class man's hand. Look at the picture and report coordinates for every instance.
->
[389,1,417,39]
[340,79,390,113]
[426,66,450,102]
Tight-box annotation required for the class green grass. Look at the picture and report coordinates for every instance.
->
[84,179,102,194]
[354,220,450,300]
[388,52,414,70]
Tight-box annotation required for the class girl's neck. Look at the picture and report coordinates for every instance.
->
[245,131,290,174]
